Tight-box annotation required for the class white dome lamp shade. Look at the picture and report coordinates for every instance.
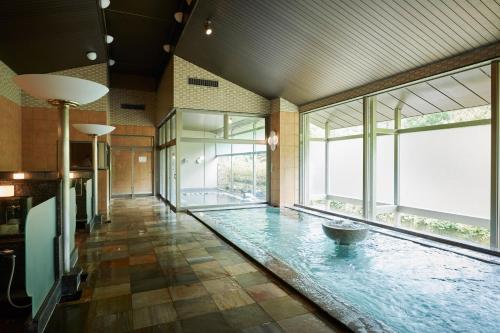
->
[73,124,115,223]
[13,74,109,106]
[13,74,109,276]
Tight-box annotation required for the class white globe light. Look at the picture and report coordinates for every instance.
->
[100,0,110,9]
[105,35,114,44]
[86,51,97,61]
[108,59,115,66]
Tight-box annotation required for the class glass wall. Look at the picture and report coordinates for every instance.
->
[158,111,177,209]
[301,64,494,248]
[179,110,267,208]
[158,109,268,210]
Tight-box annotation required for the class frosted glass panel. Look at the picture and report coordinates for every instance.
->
[308,141,325,196]
[400,125,490,219]
[376,135,394,204]
[329,138,362,199]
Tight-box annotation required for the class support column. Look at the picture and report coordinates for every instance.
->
[92,135,99,218]
[491,61,500,248]
[325,122,330,197]
[58,102,71,273]
[363,96,377,220]
[394,107,401,226]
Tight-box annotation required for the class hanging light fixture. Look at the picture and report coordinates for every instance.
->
[86,51,97,61]
[267,130,279,151]
[108,59,115,66]
[100,0,110,9]
[204,19,213,35]
[163,44,171,53]
[174,11,183,23]
[105,34,114,44]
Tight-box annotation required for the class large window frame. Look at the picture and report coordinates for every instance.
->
[158,108,269,211]
[300,60,500,252]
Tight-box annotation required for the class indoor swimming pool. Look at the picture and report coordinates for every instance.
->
[191,207,500,333]
[181,189,265,207]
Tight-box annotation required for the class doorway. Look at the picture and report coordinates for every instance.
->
[111,147,153,197]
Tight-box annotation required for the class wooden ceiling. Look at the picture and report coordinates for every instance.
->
[176,0,500,106]
[104,0,190,79]
[0,0,107,74]
[0,0,192,88]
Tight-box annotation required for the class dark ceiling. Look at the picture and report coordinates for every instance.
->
[176,0,500,106]
[0,0,192,88]
[0,0,107,74]
[104,0,190,80]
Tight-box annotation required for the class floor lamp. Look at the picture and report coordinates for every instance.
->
[14,74,108,280]
[73,124,115,223]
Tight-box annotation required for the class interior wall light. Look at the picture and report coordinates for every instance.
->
[174,12,184,23]
[268,130,279,151]
[163,44,171,53]
[196,156,205,164]
[0,185,15,198]
[100,0,110,9]
[13,173,25,180]
[108,59,115,66]
[86,51,97,61]
[204,20,213,35]
[105,34,114,44]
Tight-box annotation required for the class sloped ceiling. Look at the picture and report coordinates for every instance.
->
[176,0,500,106]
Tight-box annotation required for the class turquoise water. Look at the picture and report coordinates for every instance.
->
[194,207,500,333]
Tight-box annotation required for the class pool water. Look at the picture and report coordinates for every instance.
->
[193,207,500,333]
[181,189,264,207]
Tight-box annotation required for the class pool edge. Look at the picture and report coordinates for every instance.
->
[187,207,395,333]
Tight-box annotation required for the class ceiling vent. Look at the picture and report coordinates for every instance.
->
[121,103,146,110]
[188,77,219,88]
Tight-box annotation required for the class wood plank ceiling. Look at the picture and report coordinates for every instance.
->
[0,0,107,74]
[176,0,500,106]
[0,0,192,88]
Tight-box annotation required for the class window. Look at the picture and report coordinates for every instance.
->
[301,64,495,248]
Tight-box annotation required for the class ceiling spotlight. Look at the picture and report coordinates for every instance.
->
[105,34,114,44]
[100,0,110,9]
[86,51,97,61]
[174,11,183,23]
[108,59,115,66]
[204,20,213,35]
[163,44,171,53]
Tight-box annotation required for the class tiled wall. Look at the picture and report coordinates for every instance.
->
[270,98,299,207]
[156,56,271,125]
[22,108,107,171]
[110,88,156,126]
[173,56,270,114]
[0,61,22,171]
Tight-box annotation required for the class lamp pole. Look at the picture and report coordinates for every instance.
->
[51,99,78,273]
[92,134,99,219]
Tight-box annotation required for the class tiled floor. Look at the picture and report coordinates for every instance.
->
[46,197,349,333]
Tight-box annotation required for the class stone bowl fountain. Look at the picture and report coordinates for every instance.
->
[322,219,369,245]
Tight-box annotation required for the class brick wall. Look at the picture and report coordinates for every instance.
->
[173,56,270,114]
[110,88,156,126]
[0,61,22,171]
